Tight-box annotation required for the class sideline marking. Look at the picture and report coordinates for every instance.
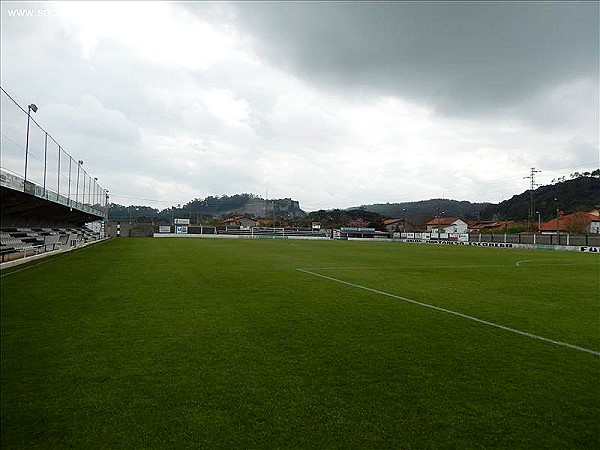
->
[297,268,600,357]
[0,258,53,277]
[0,239,110,278]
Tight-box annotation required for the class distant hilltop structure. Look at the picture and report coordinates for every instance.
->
[107,194,306,222]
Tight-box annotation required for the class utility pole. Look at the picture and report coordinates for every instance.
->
[524,167,541,230]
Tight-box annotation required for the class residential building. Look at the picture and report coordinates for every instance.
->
[468,220,517,233]
[426,217,468,233]
[539,211,600,234]
[383,218,406,233]
[220,216,259,228]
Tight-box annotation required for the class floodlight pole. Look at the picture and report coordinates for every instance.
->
[105,190,110,220]
[67,157,72,206]
[76,160,83,206]
[555,197,560,244]
[556,208,560,243]
[43,132,48,193]
[103,190,109,238]
[92,177,98,207]
[24,103,38,183]
[82,170,86,206]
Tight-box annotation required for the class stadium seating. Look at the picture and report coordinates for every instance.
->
[0,226,101,262]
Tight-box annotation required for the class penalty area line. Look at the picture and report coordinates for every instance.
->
[296,268,600,357]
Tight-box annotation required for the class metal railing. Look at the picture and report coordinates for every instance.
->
[0,87,108,218]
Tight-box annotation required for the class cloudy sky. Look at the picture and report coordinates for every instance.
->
[1,1,598,211]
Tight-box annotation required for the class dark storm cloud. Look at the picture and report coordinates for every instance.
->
[2,1,596,209]
[223,1,598,116]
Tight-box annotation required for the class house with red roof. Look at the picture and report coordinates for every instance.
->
[539,211,600,234]
[383,218,408,233]
[425,217,468,233]
[468,220,518,233]
[220,216,259,228]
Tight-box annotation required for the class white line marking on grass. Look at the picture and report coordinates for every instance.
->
[516,259,599,267]
[0,240,110,277]
[300,264,513,271]
[297,268,600,357]
[0,259,52,277]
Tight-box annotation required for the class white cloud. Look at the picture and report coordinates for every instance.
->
[1,1,597,213]
[202,89,252,128]
[53,2,242,68]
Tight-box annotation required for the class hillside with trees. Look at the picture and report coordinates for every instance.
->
[480,175,599,221]
[358,199,493,227]
[357,174,599,225]
[108,194,306,223]
[303,209,383,230]
[107,173,599,227]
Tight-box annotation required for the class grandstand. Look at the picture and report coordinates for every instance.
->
[0,87,107,264]
[0,227,101,263]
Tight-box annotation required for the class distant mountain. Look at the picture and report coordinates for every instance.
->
[108,194,306,222]
[305,209,383,229]
[356,199,492,226]
[355,176,599,225]
[480,176,599,221]
[108,176,598,226]
[177,194,306,219]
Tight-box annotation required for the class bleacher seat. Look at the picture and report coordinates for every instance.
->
[0,225,101,262]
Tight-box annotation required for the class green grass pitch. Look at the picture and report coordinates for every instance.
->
[1,238,599,448]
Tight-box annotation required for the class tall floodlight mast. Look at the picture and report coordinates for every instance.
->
[524,167,542,230]
[24,103,38,182]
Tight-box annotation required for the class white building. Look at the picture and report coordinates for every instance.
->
[425,217,468,234]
